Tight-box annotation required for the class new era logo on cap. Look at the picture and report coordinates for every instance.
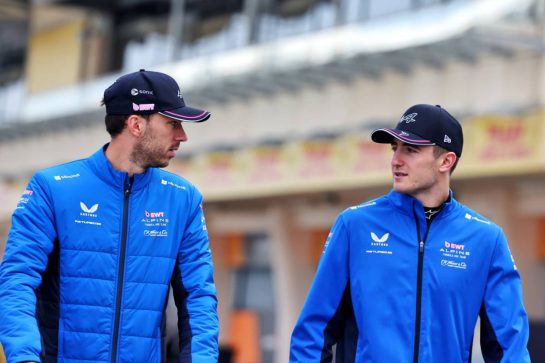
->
[103,69,210,123]
[370,104,463,157]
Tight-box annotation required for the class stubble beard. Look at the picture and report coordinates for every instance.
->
[131,131,169,170]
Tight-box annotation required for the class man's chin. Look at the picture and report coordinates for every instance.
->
[393,184,408,194]
[148,160,170,169]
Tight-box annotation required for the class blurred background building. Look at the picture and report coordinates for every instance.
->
[1,0,545,362]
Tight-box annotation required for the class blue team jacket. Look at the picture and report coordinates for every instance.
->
[0,146,219,363]
[290,190,530,363]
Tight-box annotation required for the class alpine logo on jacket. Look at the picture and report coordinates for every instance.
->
[439,240,471,270]
[142,209,170,237]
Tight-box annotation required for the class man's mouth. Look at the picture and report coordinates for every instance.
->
[166,146,179,158]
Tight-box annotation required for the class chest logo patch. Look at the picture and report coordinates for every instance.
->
[366,232,393,255]
[371,232,389,243]
[439,240,471,270]
[80,202,98,214]
[75,201,101,226]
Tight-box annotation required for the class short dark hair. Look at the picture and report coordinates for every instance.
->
[105,114,129,137]
[101,97,150,137]
[101,99,127,138]
[103,114,152,137]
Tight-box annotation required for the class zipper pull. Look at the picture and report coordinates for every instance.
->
[124,177,133,196]
[419,240,424,253]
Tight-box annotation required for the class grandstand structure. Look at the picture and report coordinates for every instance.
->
[1,0,544,361]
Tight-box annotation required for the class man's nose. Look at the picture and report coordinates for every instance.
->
[391,150,403,166]
[176,126,188,142]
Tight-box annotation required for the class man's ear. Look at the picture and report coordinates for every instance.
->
[126,115,146,137]
[439,152,457,173]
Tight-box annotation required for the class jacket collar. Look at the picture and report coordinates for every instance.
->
[87,144,154,191]
[387,189,457,219]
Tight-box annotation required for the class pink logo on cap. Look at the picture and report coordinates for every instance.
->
[133,103,155,111]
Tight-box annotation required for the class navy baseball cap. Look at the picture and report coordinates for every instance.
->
[371,104,463,157]
[103,69,210,122]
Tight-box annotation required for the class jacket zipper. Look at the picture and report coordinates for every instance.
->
[111,177,132,363]
[412,205,432,363]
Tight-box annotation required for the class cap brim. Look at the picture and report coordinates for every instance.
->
[159,106,210,123]
[371,128,435,146]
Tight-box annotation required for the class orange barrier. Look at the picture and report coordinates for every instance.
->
[229,310,262,363]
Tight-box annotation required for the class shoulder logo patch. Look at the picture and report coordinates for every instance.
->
[464,213,490,225]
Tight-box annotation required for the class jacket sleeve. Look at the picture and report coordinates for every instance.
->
[480,229,530,363]
[290,214,352,363]
[172,189,218,363]
[0,174,56,362]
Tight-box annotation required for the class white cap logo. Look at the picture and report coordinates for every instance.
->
[400,113,417,124]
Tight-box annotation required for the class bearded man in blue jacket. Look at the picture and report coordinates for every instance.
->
[0,70,219,362]
[290,104,531,362]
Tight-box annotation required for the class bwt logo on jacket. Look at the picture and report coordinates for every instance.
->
[444,241,464,250]
[145,210,165,218]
